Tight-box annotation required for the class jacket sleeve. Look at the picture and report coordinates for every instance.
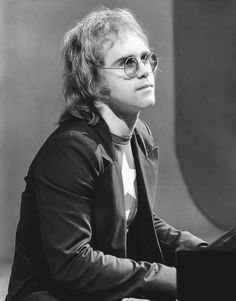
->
[152,214,208,266]
[34,130,177,300]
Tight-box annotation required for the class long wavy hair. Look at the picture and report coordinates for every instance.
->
[58,6,149,125]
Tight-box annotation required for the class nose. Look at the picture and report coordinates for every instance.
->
[136,60,150,79]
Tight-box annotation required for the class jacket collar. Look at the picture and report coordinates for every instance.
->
[93,117,159,208]
[93,117,158,161]
[134,119,159,158]
[132,130,159,209]
[92,116,117,162]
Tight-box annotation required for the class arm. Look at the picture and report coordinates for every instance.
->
[153,214,208,266]
[141,121,207,265]
[35,131,177,300]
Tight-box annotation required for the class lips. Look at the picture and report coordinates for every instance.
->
[136,83,153,91]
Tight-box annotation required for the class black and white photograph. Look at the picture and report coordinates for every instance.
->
[0,1,235,300]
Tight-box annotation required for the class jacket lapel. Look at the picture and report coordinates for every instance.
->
[129,123,164,263]
[132,125,159,209]
[92,118,163,261]
[92,117,116,162]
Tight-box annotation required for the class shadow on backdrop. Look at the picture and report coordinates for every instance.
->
[174,0,236,230]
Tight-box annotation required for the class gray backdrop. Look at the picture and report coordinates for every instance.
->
[0,0,223,263]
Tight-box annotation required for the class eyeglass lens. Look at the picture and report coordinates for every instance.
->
[124,53,158,78]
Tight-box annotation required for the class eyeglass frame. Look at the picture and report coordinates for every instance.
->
[101,52,159,79]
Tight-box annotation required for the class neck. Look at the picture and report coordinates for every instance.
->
[95,102,139,138]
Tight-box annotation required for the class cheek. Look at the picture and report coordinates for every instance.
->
[149,72,155,84]
[109,80,134,98]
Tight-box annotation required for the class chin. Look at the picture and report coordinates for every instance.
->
[141,97,156,108]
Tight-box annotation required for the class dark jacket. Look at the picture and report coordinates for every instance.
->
[6,117,205,301]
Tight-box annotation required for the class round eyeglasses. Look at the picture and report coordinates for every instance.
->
[102,52,158,79]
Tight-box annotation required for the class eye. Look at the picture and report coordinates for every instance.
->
[124,56,137,67]
[141,53,150,64]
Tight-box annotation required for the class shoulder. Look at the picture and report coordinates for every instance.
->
[42,118,108,155]
[30,119,111,177]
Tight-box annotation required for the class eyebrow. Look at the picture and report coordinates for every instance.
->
[111,50,150,67]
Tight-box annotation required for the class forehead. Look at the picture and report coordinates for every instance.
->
[102,31,150,65]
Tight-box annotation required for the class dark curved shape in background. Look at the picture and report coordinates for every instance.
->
[174,0,236,230]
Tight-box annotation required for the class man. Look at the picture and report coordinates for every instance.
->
[5,7,207,301]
